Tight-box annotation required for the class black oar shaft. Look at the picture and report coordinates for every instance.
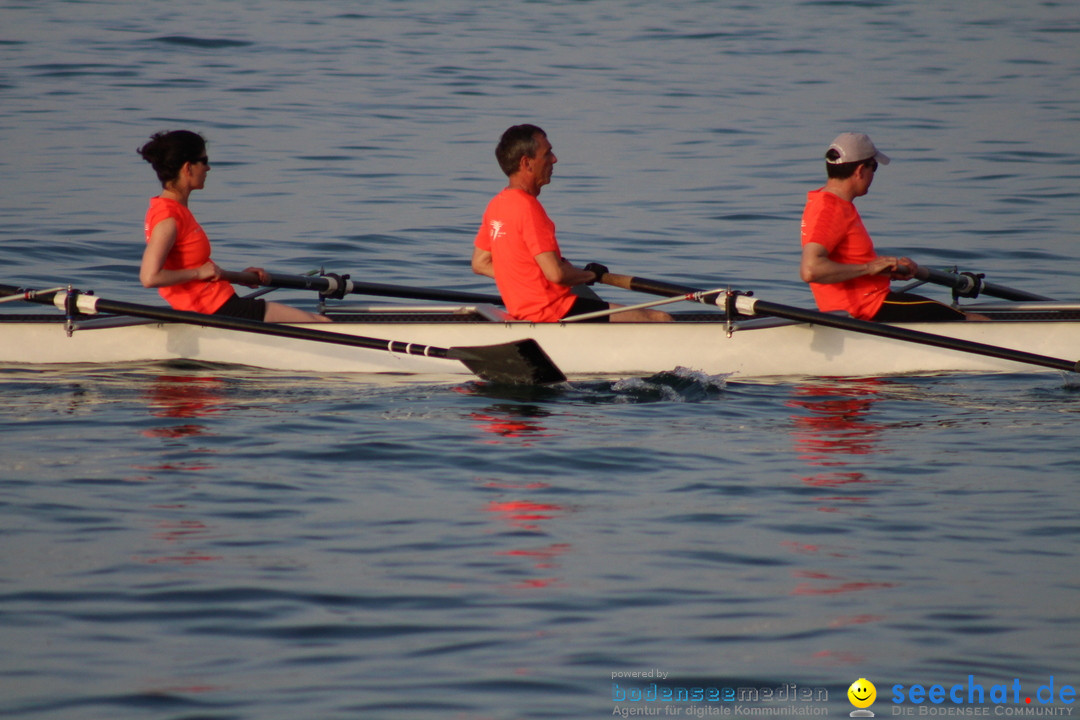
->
[604,268,1053,307]
[737,295,1079,374]
[596,273,1077,374]
[223,270,504,306]
[88,293,456,358]
[914,266,1052,302]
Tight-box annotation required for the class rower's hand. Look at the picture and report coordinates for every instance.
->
[866,256,899,276]
[241,266,270,287]
[867,256,916,279]
[583,262,609,285]
[891,257,918,281]
[196,260,224,282]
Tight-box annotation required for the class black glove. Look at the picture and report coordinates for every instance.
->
[583,262,609,285]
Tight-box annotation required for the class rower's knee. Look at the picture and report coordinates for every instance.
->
[611,308,673,323]
[264,301,331,323]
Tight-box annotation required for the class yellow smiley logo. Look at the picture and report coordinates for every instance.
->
[848,678,876,708]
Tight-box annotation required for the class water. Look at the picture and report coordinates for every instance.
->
[1,1,1079,718]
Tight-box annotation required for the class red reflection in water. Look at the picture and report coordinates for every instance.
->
[787,381,888,464]
[484,500,564,531]
[152,519,210,540]
[799,471,871,488]
[137,517,223,565]
[510,577,562,590]
[481,480,572,590]
[787,381,890,505]
[779,541,848,559]
[144,375,229,420]
[468,410,554,445]
[496,543,573,570]
[131,375,234,566]
[141,424,208,439]
[468,400,571,585]
[136,374,227,472]
[454,394,556,445]
[785,381,897,663]
[791,577,897,596]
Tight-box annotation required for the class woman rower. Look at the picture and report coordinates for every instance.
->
[137,130,329,322]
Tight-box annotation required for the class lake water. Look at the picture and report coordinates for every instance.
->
[1,1,1078,718]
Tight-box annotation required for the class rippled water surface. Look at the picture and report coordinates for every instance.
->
[1,1,1079,718]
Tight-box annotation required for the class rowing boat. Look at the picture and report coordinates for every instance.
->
[3,284,1078,380]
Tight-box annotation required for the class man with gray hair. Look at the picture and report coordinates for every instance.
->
[472,124,670,323]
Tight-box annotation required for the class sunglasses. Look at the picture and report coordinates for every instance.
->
[864,158,878,173]
[193,156,210,165]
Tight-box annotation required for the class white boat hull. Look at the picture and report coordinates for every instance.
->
[3,303,1078,381]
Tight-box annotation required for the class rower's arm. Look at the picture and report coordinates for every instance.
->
[140,218,221,288]
[800,243,908,284]
[471,247,495,279]
[535,251,594,286]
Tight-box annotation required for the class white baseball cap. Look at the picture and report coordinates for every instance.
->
[825,133,890,165]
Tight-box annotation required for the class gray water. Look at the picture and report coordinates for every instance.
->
[1,1,1079,718]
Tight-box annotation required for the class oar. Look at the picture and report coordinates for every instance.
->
[1,284,564,385]
[598,272,722,306]
[601,268,1055,307]
[595,273,1078,374]
[732,293,1078,374]
[912,266,1053,302]
[222,270,504,306]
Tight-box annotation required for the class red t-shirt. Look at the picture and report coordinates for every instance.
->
[144,197,234,313]
[474,188,576,322]
[800,189,889,320]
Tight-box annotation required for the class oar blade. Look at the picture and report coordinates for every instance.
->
[449,338,566,385]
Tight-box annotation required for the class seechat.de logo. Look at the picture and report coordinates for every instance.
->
[849,678,877,717]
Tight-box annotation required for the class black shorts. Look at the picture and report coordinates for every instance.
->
[871,292,965,323]
[562,296,612,323]
[213,295,267,321]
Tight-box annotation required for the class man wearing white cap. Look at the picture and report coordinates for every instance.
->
[799,132,966,322]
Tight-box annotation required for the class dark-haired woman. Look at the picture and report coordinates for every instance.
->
[137,130,328,323]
